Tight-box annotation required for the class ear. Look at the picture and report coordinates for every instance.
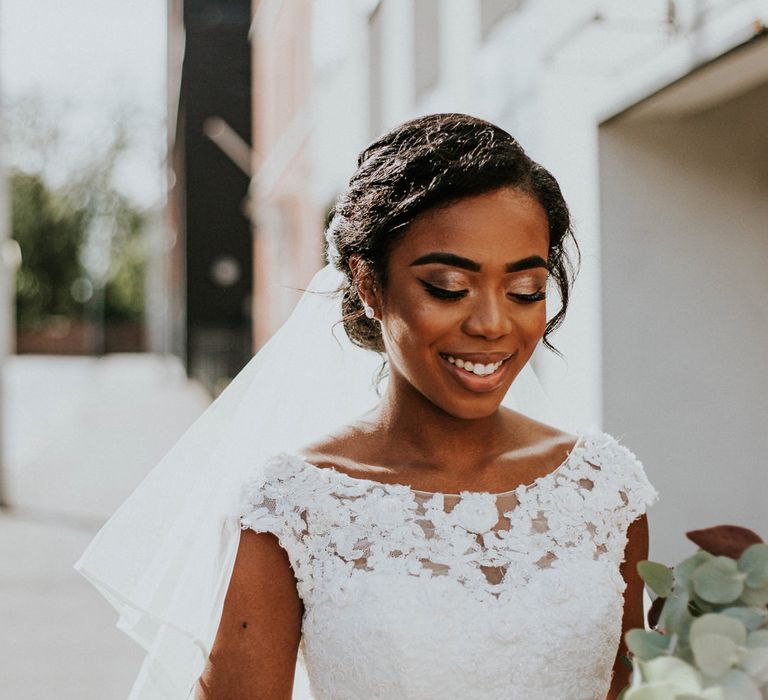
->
[348,254,379,311]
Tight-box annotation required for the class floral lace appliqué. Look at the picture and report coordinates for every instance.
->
[239,427,659,700]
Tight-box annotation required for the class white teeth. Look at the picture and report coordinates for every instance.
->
[444,355,506,377]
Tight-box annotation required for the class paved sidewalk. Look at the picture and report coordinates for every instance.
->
[0,354,212,699]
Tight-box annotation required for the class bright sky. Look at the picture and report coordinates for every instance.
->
[0,0,167,207]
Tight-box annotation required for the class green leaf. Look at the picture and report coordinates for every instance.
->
[690,613,748,647]
[638,560,674,597]
[675,551,714,591]
[659,590,695,638]
[720,607,768,632]
[626,629,673,661]
[690,633,738,678]
[739,582,768,607]
[719,668,761,700]
[625,686,693,700]
[747,629,768,647]
[739,543,768,588]
[739,645,768,685]
[638,656,704,689]
[692,557,745,604]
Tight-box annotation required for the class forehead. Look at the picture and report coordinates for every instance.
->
[390,187,550,263]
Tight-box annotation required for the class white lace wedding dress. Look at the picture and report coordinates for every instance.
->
[239,426,659,699]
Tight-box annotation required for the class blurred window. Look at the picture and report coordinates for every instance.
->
[413,0,440,101]
[480,0,523,40]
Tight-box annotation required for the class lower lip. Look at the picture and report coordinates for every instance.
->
[439,354,515,394]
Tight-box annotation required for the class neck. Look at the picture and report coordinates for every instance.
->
[365,371,517,472]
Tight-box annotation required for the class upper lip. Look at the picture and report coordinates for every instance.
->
[439,352,514,363]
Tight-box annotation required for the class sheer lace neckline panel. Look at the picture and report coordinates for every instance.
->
[296,431,587,499]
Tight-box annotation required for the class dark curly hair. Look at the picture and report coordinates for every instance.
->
[326,112,580,357]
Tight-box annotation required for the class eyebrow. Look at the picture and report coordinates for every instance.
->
[408,252,548,273]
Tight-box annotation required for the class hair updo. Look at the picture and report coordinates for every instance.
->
[326,112,580,356]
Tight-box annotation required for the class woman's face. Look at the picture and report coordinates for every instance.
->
[374,187,550,420]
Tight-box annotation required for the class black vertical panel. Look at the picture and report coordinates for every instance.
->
[180,0,252,392]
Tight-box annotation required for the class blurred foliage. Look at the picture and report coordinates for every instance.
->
[8,98,149,330]
[11,170,87,329]
[103,205,147,322]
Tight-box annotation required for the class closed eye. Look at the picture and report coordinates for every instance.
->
[418,280,467,300]
[512,290,546,303]
[418,280,546,303]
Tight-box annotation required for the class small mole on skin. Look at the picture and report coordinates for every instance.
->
[242,622,248,629]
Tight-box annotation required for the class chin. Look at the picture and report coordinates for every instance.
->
[436,393,506,421]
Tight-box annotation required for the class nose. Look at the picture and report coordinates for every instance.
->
[460,288,512,341]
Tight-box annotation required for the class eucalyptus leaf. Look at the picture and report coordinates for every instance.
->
[638,656,704,689]
[676,551,714,591]
[719,668,761,700]
[689,593,716,617]
[738,645,768,684]
[659,590,694,638]
[638,560,674,598]
[692,557,745,604]
[624,685,695,700]
[720,607,768,633]
[747,630,768,648]
[690,633,738,678]
[626,629,672,661]
[690,613,748,647]
[739,544,768,588]
[739,582,768,607]
[677,691,724,700]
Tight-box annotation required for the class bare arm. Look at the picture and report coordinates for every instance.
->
[606,513,649,700]
[195,528,303,700]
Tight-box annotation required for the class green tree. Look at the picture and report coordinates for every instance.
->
[10,170,88,329]
[8,96,149,332]
[102,195,147,323]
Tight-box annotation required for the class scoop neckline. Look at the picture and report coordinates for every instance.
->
[295,430,589,498]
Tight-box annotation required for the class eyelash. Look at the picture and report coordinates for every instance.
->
[418,280,546,303]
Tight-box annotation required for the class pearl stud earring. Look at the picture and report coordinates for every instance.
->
[363,304,376,320]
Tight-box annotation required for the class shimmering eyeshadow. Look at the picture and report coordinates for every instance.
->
[418,279,545,302]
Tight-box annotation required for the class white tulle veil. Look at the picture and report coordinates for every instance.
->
[74,261,564,699]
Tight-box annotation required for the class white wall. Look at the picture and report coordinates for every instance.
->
[599,80,768,563]
[308,0,768,560]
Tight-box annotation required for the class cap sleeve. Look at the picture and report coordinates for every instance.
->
[239,452,306,541]
[585,430,660,531]
[238,452,316,600]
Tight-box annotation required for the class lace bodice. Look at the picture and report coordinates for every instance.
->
[239,427,659,699]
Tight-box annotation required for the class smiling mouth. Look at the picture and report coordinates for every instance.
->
[438,353,514,377]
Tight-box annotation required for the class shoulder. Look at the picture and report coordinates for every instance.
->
[578,427,660,523]
[298,422,378,477]
[579,427,647,474]
[242,452,307,494]
[239,452,314,526]
[498,409,581,463]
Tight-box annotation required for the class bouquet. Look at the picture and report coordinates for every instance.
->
[620,525,768,699]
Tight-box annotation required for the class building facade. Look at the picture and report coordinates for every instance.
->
[247,0,768,563]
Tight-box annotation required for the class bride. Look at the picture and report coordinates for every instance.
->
[76,113,658,700]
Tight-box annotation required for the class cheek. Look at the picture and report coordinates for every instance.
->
[381,296,453,362]
[385,305,439,352]
[519,306,548,343]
